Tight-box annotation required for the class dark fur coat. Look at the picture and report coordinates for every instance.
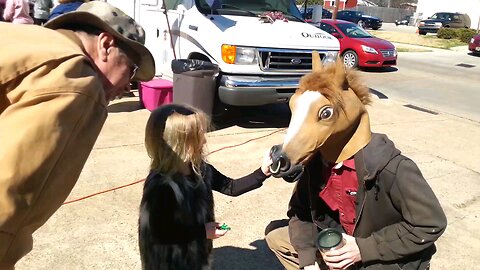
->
[138,163,267,270]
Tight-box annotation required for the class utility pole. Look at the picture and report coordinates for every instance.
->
[477,15,480,32]
[332,0,340,20]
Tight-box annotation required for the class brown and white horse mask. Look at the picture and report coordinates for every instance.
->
[270,52,372,180]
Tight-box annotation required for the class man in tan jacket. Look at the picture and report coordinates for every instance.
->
[0,2,155,269]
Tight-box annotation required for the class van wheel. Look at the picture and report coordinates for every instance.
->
[343,50,358,68]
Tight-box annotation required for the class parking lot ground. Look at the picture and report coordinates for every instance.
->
[16,88,480,269]
[369,23,467,49]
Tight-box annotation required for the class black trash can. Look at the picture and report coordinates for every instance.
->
[171,59,219,116]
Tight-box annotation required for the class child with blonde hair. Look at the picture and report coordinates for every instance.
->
[139,104,272,270]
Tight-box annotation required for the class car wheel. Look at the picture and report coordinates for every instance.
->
[419,30,426,35]
[357,20,364,28]
[372,26,379,30]
[343,50,359,69]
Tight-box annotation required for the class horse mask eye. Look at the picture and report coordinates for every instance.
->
[319,107,334,120]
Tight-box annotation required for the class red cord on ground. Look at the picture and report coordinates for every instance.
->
[62,128,285,205]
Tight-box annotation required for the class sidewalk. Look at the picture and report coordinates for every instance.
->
[17,94,480,269]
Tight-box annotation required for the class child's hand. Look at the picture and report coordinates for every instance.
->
[261,150,273,176]
[205,222,228,239]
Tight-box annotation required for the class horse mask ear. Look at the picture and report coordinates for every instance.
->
[334,57,347,90]
[312,51,323,72]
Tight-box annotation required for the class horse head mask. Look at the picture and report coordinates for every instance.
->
[270,52,372,181]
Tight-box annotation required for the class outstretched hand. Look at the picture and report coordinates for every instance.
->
[261,150,273,176]
[205,222,228,239]
[321,234,361,269]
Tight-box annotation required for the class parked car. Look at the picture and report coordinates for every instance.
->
[469,34,480,55]
[395,15,411,26]
[336,10,382,30]
[300,7,332,22]
[315,19,397,68]
[418,12,471,35]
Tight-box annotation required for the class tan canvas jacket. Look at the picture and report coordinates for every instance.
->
[0,23,107,263]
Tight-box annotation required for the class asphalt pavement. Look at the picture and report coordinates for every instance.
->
[380,22,417,33]
[15,81,480,269]
[361,44,480,123]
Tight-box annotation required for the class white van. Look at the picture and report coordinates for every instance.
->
[106,0,339,107]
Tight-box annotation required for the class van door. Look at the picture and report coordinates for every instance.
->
[137,0,170,76]
[156,0,187,77]
[136,0,185,77]
[451,14,462,28]
[163,0,187,61]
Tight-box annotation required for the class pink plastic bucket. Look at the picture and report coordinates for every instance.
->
[139,79,173,111]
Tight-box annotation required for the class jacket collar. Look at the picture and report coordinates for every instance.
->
[354,133,401,182]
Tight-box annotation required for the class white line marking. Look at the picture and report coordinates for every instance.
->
[284,91,323,145]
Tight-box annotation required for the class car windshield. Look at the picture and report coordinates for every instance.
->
[430,13,453,20]
[337,23,372,38]
[196,0,303,21]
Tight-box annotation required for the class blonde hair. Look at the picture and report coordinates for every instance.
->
[145,104,210,177]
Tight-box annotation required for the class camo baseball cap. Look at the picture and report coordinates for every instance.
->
[45,1,155,82]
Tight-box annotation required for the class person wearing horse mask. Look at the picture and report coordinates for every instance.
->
[265,53,447,270]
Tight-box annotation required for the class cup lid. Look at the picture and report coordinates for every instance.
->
[316,228,343,249]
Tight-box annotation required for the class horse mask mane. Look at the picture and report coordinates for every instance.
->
[270,52,372,178]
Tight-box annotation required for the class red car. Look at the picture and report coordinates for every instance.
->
[469,34,480,55]
[315,19,397,68]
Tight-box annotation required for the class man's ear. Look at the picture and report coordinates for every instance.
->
[97,32,116,62]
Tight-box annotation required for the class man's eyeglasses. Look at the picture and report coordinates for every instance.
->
[130,63,139,81]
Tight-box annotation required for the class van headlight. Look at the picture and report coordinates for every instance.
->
[323,51,339,63]
[221,45,258,65]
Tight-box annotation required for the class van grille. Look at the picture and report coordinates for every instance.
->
[258,48,325,72]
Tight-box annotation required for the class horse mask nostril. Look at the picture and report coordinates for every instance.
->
[269,145,291,174]
[271,156,288,174]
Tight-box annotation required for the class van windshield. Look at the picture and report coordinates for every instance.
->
[196,0,303,21]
